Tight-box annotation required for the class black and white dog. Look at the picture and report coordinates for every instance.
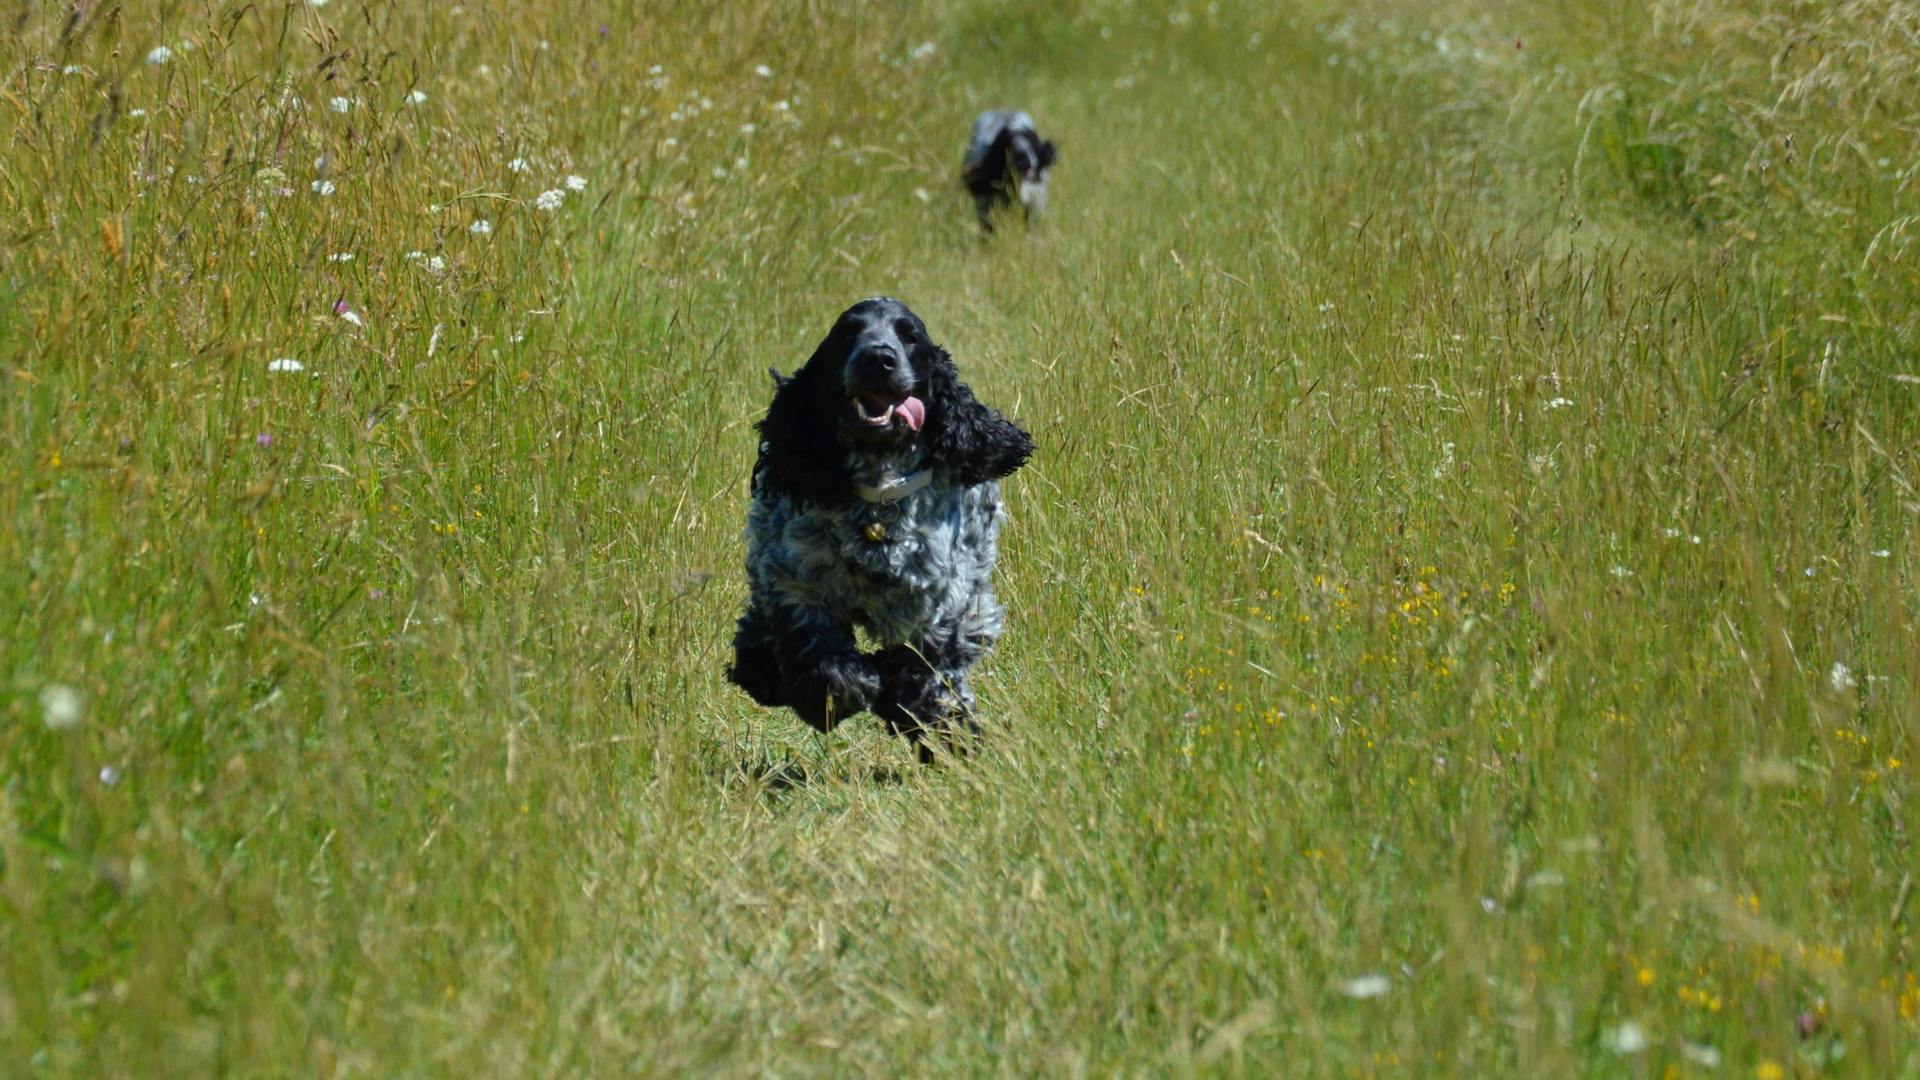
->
[728,298,1033,759]
[962,109,1057,233]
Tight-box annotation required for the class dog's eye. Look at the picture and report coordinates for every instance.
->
[895,320,919,345]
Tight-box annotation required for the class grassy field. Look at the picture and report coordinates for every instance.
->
[4,0,1917,1073]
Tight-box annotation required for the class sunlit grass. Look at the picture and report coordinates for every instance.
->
[2,0,1915,1073]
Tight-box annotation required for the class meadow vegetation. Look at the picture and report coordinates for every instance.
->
[2,0,1916,1073]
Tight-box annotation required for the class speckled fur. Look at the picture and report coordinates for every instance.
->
[728,299,1033,753]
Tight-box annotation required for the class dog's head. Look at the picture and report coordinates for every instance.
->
[1007,126,1057,187]
[966,110,1057,188]
[755,297,1034,506]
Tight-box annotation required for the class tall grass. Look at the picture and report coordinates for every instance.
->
[2,0,1915,1074]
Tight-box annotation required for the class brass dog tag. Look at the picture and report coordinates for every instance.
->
[863,521,888,543]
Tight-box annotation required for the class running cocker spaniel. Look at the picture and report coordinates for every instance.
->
[727,297,1033,759]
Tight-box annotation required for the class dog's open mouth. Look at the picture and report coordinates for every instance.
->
[851,392,926,433]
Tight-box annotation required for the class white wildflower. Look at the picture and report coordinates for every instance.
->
[62,64,83,75]
[128,108,148,118]
[404,251,425,260]
[710,166,727,179]
[310,179,336,196]
[754,64,773,78]
[534,188,566,210]
[328,96,352,113]
[423,255,446,273]
[339,309,363,327]
[1681,1043,1722,1069]
[41,684,84,729]
[406,89,428,105]
[740,122,757,135]
[327,252,354,263]
[1600,1022,1648,1055]
[1870,548,1890,558]
[469,219,492,236]
[267,358,305,373]
[910,41,937,60]
[99,765,121,786]
[309,0,331,6]
[648,64,664,75]
[564,174,587,192]
[1546,397,1574,410]
[1336,974,1390,1000]
[476,64,491,77]
[1829,661,1856,692]
[146,45,174,66]
[773,99,791,112]
[507,157,530,173]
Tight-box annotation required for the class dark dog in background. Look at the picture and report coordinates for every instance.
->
[962,109,1057,234]
[728,297,1033,760]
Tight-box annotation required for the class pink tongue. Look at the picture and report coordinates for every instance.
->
[896,395,926,432]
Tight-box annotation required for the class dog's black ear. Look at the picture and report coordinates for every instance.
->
[754,349,853,507]
[1037,139,1057,170]
[923,347,1033,486]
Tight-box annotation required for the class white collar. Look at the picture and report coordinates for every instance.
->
[855,469,933,504]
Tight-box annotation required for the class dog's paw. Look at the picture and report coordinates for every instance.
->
[787,652,880,732]
[874,662,972,745]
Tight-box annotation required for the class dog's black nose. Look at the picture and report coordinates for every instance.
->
[854,345,902,377]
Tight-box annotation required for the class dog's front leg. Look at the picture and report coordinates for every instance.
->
[872,643,983,762]
[759,602,879,732]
